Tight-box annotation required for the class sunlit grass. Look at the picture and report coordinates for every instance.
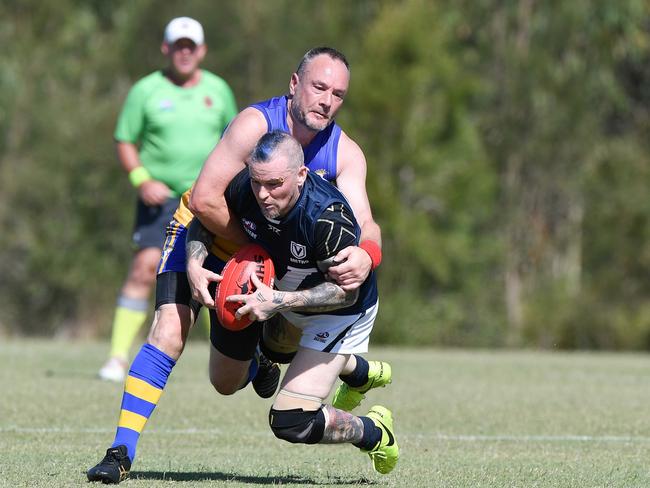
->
[2,340,650,487]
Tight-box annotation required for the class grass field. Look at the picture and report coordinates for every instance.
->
[2,340,650,487]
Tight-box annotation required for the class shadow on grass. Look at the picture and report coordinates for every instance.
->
[131,470,377,485]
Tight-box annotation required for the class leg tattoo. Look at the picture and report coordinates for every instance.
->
[320,405,364,444]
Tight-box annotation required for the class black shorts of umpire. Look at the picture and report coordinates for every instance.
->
[133,197,179,249]
[269,407,326,444]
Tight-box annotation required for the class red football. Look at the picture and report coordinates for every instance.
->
[216,243,275,331]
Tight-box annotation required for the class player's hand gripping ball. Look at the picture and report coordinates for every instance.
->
[216,244,275,330]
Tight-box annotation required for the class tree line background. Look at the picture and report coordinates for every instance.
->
[1,0,649,349]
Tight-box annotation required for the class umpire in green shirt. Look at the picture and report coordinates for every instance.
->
[99,17,238,382]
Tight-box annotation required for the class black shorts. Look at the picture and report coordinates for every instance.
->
[155,271,261,361]
[209,309,262,361]
[132,197,180,249]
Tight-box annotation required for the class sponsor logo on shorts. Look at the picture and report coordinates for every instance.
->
[314,331,330,343]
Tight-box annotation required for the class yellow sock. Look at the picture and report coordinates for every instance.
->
[108,297,148,360]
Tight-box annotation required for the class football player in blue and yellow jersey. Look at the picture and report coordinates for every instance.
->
[87,47,389,483]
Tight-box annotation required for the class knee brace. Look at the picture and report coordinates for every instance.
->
[269,407,326,444]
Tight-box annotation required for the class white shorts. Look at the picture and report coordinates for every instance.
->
[280,300,379,354]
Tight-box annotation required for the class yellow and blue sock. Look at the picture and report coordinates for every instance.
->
[108,296,148,360]
[111,343,175,461]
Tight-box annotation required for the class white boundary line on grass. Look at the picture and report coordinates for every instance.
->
[432,434,650,443]
[3,426,650,443]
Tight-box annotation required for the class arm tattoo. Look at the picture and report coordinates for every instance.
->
[255,291,267,303]
[320,405,364,444]
[290,282,359,313]
[186,218,214,264]
[269,283,356,313]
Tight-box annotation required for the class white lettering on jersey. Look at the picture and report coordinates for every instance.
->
[242,219,258,239]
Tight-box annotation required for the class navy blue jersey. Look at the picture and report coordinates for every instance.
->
[250,96,341,182]
[225,170,378,316]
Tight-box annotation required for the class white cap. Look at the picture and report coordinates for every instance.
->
[164,17,204,45]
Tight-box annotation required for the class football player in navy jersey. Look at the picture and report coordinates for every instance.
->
[186,131,398,474]
[188,46,382,299]
[187,46,385,370]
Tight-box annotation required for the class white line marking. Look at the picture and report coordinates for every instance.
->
[432,434,650,443]
[1,427,649,443]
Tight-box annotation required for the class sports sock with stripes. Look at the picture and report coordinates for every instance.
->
[111,343,175,461]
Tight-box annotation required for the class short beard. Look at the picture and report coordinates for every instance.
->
[290,99,328,132]
[262,208,280,220]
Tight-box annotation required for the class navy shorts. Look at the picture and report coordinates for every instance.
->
[154,219,261,361]
[132,197,180,249]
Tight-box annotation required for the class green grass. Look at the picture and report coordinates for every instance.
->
[2,340,650,487]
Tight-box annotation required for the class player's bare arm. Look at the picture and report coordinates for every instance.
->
[335,133,381,244]
[229,273,359,322]
[186,218,212,263]
[185,218,222,307]
[188,108,268,243]
[271,280,359,312]
[116,140,170,206]
[328,133,382,289]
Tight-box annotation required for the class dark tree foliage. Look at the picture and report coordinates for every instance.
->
[1,0,649,349]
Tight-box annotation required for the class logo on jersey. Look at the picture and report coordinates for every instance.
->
[313,168,329,180]
[242,219,257,238]
[204,96,213,108]
[159,99,174,111]
[267,224,281,235]
[290,241,308,263]
[314,331,330,343]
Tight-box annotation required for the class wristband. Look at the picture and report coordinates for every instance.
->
[128,166,152,188]
[359,240,382,270]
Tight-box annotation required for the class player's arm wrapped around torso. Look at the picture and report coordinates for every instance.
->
[271,202,360,314]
